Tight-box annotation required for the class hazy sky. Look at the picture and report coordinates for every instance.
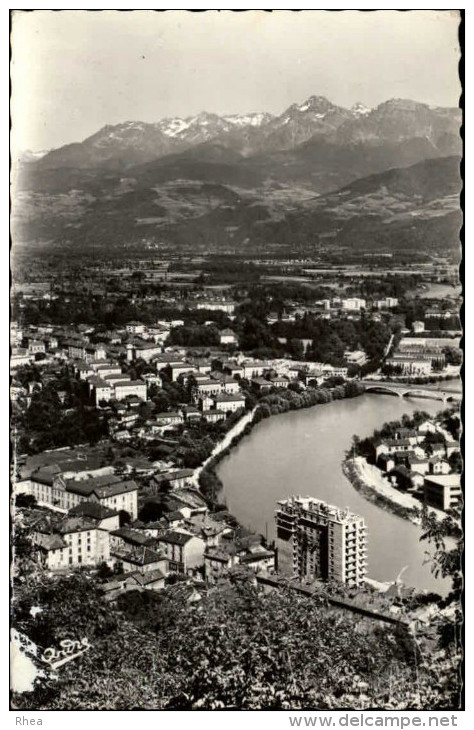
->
[11,9,461,152]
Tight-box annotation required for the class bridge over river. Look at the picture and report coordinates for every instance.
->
[360,379,462,403]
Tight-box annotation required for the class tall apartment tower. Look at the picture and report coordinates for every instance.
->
[275,496,367,586]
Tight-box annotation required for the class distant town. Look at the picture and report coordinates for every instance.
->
[11,250,461,587]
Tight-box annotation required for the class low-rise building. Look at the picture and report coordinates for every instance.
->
[154,412,184,426]
[213,393,246,413]
[150,469,195,492]
[84,343,107,363]
[342,298,366,311]
[201,410,225,424]
[197,379,223,397]
[204,546,239,582]
[88,376,113,405]
[428,456,451,475]
[126,321,146,335]
[196,300,235,314]
[28,339,46,355]
[220,376,241,394]
[375,297,398,309]
[268,375,290,389]
[385,355,433,376]
[424,474,462,511]
[113,547,168,575]
[182,404,202,421]
[94,362,123,379]
[11,348,33,369]
[242,361,272,379]
[114,380,147,402]
[220,328,238,346]
[127,341,163,363]
[344,350,368,367]
[251,377,273,394]
[33,515,111,570]
[157,530,206,573]
[375,439,418,460]
[170,363,197,382]
[110,527,156,551]
[239,544,275,573]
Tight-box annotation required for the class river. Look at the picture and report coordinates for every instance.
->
[217,393,459,593]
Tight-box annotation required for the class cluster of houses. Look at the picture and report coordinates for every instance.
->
[374,419,461,511]
[268,296,398,327]
[10,316,239,372]
[15,447,275,595]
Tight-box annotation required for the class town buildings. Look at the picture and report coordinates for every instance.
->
[275,496,367,586]
[18,472,139,519]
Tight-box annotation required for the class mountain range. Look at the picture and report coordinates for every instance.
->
[26,95,461,172]
[13,95,462,255]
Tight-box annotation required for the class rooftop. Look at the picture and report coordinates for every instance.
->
[424,474,461,487]
[158,530,197,546]
[276,496,365,525]
[68,502,118,520]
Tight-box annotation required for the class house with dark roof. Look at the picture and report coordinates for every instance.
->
[204,545,239,582]
[112,546,168,575]
[150,469,195,492]
[251,377,272,394]
[157,530,206,573]
[212,393,245,413]
[376,453,396,473]
[181,405,202,421]
[171,488,208,515]
[32,514,111,570]
[201,410,225,424]
[239,544,276,573]
[18,471,138,519]
[110,527,157,551]
[124,568,166,591]
[428,456,451,476]
[394,429,419,445]
[68,502,120,531]
[186,513,233,547]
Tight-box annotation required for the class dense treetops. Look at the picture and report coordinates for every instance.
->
[11,571,461,710]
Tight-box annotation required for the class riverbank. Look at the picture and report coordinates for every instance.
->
[190,407,257,487]
[342,456,446,525]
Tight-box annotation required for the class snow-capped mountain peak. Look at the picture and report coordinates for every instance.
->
[156,117,194,138]
[351,102,372,116]
[222,112,274,128]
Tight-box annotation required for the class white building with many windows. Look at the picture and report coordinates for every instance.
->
[275,496,367,586]
[18,473,139,519]
[33,516,111,570]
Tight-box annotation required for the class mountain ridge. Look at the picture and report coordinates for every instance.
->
[31,95,461,172]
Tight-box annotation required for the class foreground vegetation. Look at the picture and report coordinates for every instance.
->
[11,564,461,710]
